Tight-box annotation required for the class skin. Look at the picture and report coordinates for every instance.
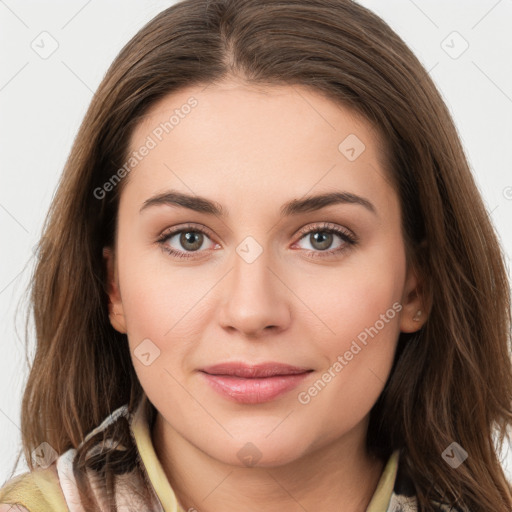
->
[104,79,426,512]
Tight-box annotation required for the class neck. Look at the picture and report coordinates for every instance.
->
[152,413,385,512]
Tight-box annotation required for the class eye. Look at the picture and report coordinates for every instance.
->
[156,222,357,260]
[292,222,357,258]
[156,224,218,259]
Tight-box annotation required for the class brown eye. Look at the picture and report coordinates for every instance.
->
[178,231,204,252]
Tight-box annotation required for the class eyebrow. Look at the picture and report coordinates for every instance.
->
[139,190,377,217]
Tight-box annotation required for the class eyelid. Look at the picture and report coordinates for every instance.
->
[294,221,356,242]
[157,221,355,242]
[157,222,217,241]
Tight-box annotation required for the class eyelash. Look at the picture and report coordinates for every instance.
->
[156,222,358,260]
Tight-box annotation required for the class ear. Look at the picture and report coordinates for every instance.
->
[103,247,127,334]
[399,260,428,333]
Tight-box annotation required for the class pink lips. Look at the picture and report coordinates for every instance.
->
[199,362,313,404]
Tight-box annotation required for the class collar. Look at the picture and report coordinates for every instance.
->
[132,392,184,512]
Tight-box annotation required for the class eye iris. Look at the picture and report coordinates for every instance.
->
[180,231,203,251]
[311,231,333,250]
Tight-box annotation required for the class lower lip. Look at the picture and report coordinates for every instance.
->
[199,371,311,404]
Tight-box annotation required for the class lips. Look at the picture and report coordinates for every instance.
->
[201,362,312,378]
[199,362,313,404]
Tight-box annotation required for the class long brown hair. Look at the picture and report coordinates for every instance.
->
[10,0,512,510]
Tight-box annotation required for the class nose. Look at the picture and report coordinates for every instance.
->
[217,243,291,338]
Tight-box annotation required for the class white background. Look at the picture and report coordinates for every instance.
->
[1,0,511,486]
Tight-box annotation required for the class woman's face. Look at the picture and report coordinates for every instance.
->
[105,80,424,467]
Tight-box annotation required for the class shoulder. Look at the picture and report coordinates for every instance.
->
[0,463,68,512]
[0,398,153,512]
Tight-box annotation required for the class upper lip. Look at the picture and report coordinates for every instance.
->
[200,362,313,378]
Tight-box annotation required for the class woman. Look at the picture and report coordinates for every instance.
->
[1,0,511,510]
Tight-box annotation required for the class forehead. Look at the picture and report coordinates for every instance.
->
[131,80,386,154]
[122,81,395,214]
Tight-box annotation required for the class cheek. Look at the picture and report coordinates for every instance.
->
[302,277,402,398]
[116,245,217,375]
[292,243,405,414]
[117,231,187,326]
[117,265,201,411]
[303,242,406,352]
